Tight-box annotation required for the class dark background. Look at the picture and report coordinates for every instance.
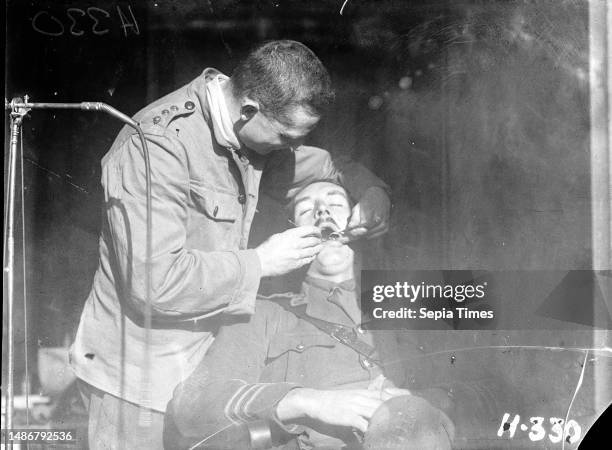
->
[5,0,593,342]
[5,0,608,441]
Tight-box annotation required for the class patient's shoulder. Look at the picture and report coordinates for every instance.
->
[216,295,291,335]
[256,295,294,319]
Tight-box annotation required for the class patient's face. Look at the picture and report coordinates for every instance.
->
[293,181,351,237]
[293,181,353,276]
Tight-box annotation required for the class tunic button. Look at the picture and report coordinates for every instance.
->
[184,101,195,110]
[161,109,169,115]
[170,105,179,112]
[238,194,246,204]
[296,344,305,352]
[360,358,375,369]
[153,116,161,124]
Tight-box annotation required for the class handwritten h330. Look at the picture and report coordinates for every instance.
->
[32,5,139,38]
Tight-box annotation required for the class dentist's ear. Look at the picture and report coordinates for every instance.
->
[240,98,260,121]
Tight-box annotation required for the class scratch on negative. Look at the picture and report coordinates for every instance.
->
[562,350,588,450]
[340,0,350,15]
[381,345,612,367]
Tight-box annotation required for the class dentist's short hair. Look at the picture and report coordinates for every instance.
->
[232,40,335,125]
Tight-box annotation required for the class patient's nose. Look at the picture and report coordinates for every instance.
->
[315,201,330,218]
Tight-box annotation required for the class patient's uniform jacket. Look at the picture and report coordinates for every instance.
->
[165,276,407,449]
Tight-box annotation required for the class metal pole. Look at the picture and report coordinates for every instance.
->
[3,97,154,433]
[5,100,138,128]
[4,99,27,448]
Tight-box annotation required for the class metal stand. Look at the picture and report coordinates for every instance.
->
[4,97,29,447]
[3,96,154,442]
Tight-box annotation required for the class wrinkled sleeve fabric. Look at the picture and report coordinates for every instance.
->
[165,307,302,448]
[103,131,261,320]
[262,146,390,203]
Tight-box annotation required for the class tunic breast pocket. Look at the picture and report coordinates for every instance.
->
[188,182,243,249]
[266,332,339,386]
[189,182,242,222]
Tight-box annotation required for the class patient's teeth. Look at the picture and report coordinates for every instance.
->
[321,228,333,240]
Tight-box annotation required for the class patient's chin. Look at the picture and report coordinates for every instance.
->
[314,245,353,274]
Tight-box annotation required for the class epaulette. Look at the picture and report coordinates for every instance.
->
[139,99,197,135]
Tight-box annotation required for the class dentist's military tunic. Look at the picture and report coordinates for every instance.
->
[70,68,388,413]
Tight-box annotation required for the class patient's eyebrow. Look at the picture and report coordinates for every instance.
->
[326,189,348,198]
[294,196,312,208]
[294,189,347,208]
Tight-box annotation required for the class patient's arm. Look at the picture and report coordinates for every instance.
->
[164,304,411,448]
[277,387,410,433]
[164,308,301,449]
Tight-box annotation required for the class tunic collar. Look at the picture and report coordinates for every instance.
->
[196,68,241,150]
[295,276,361,325]
[191,68,220,128]
[190,68,267,168]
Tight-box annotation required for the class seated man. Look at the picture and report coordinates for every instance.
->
[163,180,454,449]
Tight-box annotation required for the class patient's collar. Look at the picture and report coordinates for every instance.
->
[299,276,361,325]
[304,275,356,293]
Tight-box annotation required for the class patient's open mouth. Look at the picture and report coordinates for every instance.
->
[321,228,334,240]
[317,221,339,241]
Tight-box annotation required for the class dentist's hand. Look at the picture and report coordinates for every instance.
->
[346,186,390,240]
[255,226,322,277]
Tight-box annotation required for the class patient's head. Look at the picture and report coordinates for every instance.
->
[292,180,354,281]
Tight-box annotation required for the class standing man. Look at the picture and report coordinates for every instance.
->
[70,40,391,449]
